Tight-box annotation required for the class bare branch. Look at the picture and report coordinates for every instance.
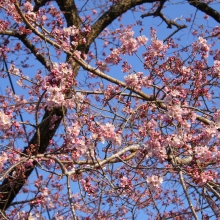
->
[55,0,81,28]
[179,171,199,220]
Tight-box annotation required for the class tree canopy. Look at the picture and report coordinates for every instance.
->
[0,0,220,219]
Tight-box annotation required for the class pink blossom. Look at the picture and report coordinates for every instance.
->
[113,134,122,146]
[100,123,115,137]
[41,187,49,196]
[195,145,216,163]
[204,14,209,20]
[192,37,210,58]
[167,105,183,121]
[121,38,138,55]
[9,65,19,75]
[80,177,96,195]
[121,61,132,73]
[66,123,81,138]
[136,35,148,45]
[181,66,191,76]
[0,152,8,172]
[124,73,141,89]
[169,134,184,148]
[63,25,79,36]
[92,10,97,15]
[22,2,33,12]
[99,123,122,146]
[0,110,11,129]
[120,176,132,189]
[105,48,121,64]
[120,29,134,41]
[195,170,217,186]
[96,61,110,72]
[74,50,82,60]
[146,175,163,189]
[151,39,167,54]
[213,60,220,78]
[46,86,65,110]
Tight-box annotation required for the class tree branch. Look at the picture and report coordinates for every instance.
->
[55,0,81,28]
[188,0,220,23]
[33,0,49,12]
[179,171,199,220]
[87,0,157,46]
[0,107,65,211]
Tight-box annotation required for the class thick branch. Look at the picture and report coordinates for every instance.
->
[0,108,65,211]
[33,0,49,12]
[55,0,81,28]
[68,144,140,175]
[188,0,220,23]
[87,0,157,46]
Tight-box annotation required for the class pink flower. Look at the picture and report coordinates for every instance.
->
[192,37,210,58]
[9,65,19,75]
[151,39,167,53]
[0,152,8,172]
[46,86,65,110]
[99,123,122,146]
[99,123,115,141]
[92,10,97,15]
[167,105,183,121]
[0,110,11,129]
[63,25,79,36]
[121,61,132,73]
[124,73,141,89]
[136,35,148,45]
[121,38,138,55]
[80,177,96,194]
[120,176,128,188]
[213,60,220,78]
[22,2,33,12]
[96,61,110,72]
[146,175,163,189]
[105,48,121,64]
[120,176,132,189]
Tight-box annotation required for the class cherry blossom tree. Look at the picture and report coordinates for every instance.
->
[0,0,220,219]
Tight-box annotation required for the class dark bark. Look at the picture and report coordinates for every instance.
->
[188,0,220,23]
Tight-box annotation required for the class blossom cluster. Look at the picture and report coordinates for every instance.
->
[0,110,11,130]
[45,86,65,110]
[98,123,122,146]
[0,152,8,172]
[146,175,163,190]
[80,177,96,195]
[104,27,148,65]
[120,176,132,189]
[192,169,217,186]
[124,72,152,89]
[42,62,82,110]
[195,145,220,164]
[192,37,210,58]
[213,60,220,78]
